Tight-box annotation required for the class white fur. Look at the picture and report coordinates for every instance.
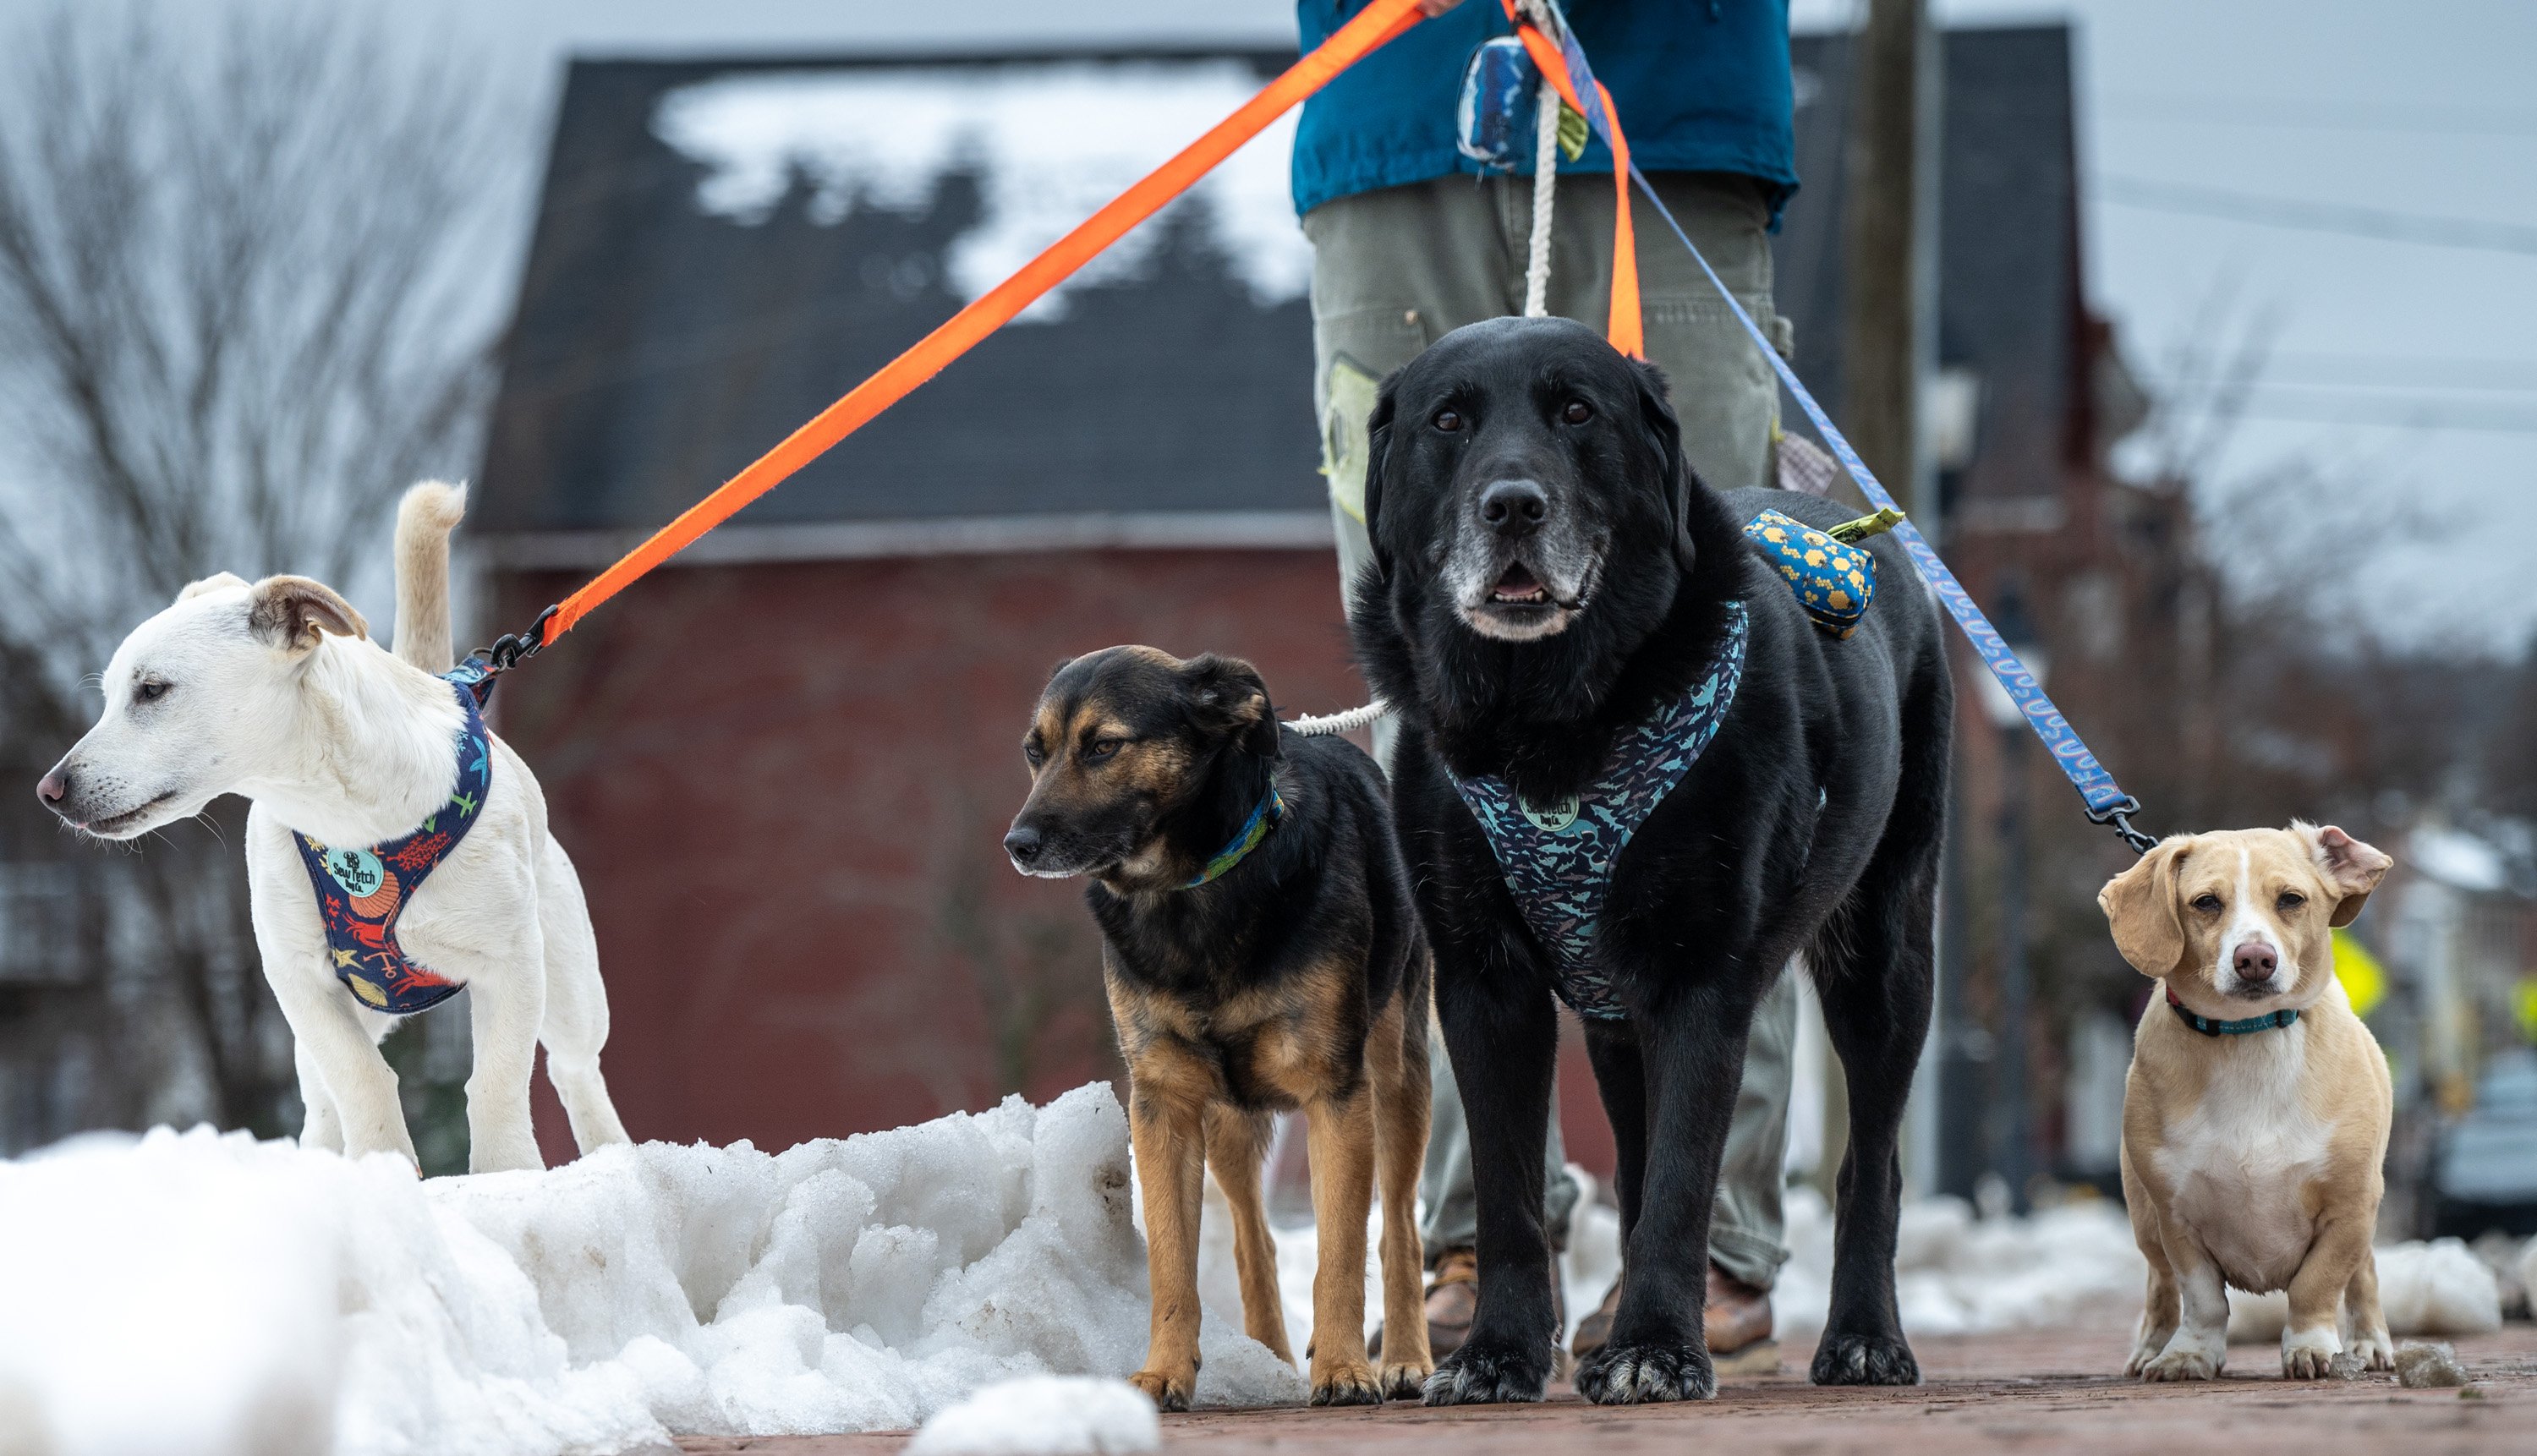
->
[2151,1018,2332,1294]
[45,484,629,1173]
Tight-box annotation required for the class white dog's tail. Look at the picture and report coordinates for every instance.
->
[393,481,467,673]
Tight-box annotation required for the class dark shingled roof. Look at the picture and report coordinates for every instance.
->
[479,29,2079,536]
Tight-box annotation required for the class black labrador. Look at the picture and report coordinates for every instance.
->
[1349,316,1951,1404]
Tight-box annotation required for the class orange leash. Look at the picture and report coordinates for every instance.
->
[492,0,1429,660]
[1509,6,1642,359]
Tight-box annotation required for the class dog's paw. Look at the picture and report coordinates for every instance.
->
[2350,1332,2395,1372]
[2139,1347,2222,1382]
[1809,1329,1920,1387]
[1575,1340,1715,1404]
[1127,1366,1193,1413]
[1378,1359,1433,1402]
[1309,1358,1384,1408]
[1422,1338,1550,1405]
[2282,1327,2341,1381]
[2123,1340,2165,1378]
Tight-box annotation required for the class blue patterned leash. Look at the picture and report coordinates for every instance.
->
[1515,6,2156,855]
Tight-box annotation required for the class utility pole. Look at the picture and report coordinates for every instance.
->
[1841,0,1948,1196]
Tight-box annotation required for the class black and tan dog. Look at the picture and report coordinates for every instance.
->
[1351,316,1952,1404]
[1004,646,1433,1409]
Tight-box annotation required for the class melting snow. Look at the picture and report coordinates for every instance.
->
[0,1083,1296,1456]
[905,1375,1159,1455]
[652,63,1312,321]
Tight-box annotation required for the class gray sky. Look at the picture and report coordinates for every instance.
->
[5,0,2529,649]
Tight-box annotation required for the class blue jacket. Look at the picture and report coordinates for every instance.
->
[1291,0,1797,220]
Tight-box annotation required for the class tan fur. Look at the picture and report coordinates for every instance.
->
[392,481,467,672]
[1109,953,1432,1409]
[245,575,367,650]
[2100,824,2396,1382]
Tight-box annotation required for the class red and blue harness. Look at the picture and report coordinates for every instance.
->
[292,665,494,1015]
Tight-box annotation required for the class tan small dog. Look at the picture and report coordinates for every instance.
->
[2099,823,2396,1382]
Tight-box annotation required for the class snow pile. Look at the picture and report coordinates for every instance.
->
[2229,1238,2502,1341]
[1772,1188,2146,1337]
[653,63,1310,321]
[0,1083,1297,1456]
[905,1376,1158,1456]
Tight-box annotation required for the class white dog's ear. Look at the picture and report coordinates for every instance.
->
[2295,822,2393,928]
[178,572,250,603]
[247,575,369,652]
[2099,835,2193,977]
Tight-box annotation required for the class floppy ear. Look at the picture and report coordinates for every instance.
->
[2098,835,2193,977]
[246,575,368,652]
[2295,822,2393,928]
[1361,375,1399,584]
[178,572,249,604]
[1633,360,1696,572]
[1181,654,1280,760]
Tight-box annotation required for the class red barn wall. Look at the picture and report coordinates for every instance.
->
[493,545,1617,1178]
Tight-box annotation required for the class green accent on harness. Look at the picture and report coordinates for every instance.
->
[1827,506,1907,545]
[2166,984,2300,1037]
[1556,101,1588,161]
[1183,784,1285,889]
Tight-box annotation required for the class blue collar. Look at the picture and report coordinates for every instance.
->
[1183,781,1285,888]
[2167,984,2299,1037]
[291,669,494,1015]
[1446,600,1749,1019]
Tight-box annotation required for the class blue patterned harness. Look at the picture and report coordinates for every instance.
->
[290,664,496,1015]
[1447,601,1750,1020]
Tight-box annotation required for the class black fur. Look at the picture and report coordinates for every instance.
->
[1350,317,1953,1404]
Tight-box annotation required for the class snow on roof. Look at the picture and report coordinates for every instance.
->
[2408,826,2509,894]
[652,62,1309,323]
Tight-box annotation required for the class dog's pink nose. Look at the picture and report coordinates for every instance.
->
[36,767,68,805]
[2233,941,2277,980]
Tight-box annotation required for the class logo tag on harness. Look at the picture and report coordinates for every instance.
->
[1520,796,1581,834]
[319,846,386,898]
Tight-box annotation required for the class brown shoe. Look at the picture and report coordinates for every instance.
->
[1422,1247,1481,1359]
[1373,1245,1482,1360]
[1570,1262,1780,1374]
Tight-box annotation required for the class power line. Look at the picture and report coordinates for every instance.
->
[2160,390,2537,435]
[2097,92,2537,138]
[2099,176,2537,258]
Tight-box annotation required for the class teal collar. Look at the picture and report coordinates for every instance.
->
[2167,983,2299,1037]
[1183,782,1284,888]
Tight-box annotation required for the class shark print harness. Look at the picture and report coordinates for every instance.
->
[1446,600,1750,1021]
[293,664,495,1015]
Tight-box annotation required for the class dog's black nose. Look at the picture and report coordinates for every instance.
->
[36,765,68,812]
[1479,479,1549,539]
[2233,941,2277,980]
[1004,826,1043,865]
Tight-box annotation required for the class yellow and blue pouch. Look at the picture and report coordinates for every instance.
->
[1742,507,1903,640]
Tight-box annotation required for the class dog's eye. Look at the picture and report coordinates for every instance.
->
[2277,891,2307,912]
[2191,893,2222,914]
[1432,408,1463,432]
[1561,400,1592,424]
[134,679,171,703]
[1084,738,1124,762]
[1022,742,1044,769]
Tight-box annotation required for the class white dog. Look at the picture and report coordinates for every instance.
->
[38,483,628,1173]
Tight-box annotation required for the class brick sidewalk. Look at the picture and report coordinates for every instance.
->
[677,1322,2537,1454]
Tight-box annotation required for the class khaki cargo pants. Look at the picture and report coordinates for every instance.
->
[1307,171,1796,1290]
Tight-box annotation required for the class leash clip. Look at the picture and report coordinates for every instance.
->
[481,603,560,675]
[2085,795,2159,857]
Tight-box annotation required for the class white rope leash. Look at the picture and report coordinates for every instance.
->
[1286,699,1392,737]
[1521,1,1560,317]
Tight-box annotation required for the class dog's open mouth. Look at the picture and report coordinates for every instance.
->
[1489,562,1550,605]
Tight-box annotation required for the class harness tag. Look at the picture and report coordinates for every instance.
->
[1520,796,1581,833]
